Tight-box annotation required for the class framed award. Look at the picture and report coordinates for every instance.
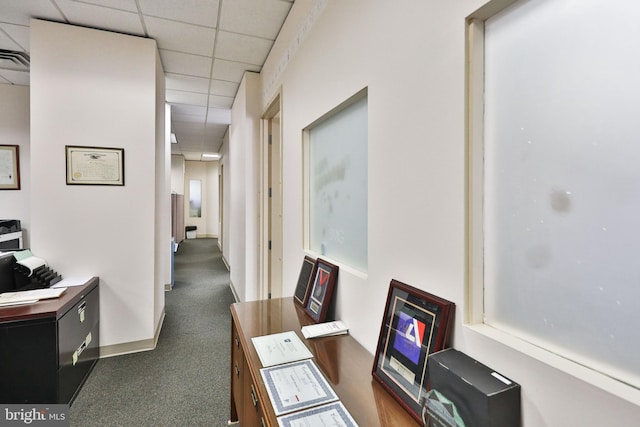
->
[372,279,455,423]
[304,258,338,323]
[294,256,316,307]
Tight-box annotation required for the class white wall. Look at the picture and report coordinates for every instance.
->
[171,154,185,194]
[30,20,167,354]
[0,84,30,246]
[184,160,219,238]
[223,0,640,425]
[227,73,261,302]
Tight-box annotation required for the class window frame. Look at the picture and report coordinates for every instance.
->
[465,0,640,406]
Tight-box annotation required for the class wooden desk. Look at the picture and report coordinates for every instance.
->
[0,277,99,404]
[230,297,420,426]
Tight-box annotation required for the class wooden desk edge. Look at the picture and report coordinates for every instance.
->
[0,277,99,323]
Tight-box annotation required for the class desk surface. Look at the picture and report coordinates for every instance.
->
[231,297,420,427]
[0,277,98,323]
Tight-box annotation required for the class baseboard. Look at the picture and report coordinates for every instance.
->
[99,310,166,358]
[222,255,230,271]
[165,283,172,291]
[229,281,239,303]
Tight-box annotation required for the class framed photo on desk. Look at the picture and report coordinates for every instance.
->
[372,279,455,423]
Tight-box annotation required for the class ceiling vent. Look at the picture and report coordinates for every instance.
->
[0,49,30,72]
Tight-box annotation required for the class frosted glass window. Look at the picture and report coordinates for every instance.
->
[309,95,368,271]
[482,0,640,389]
[189,179,201,218]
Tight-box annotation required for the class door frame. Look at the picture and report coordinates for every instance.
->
[260,91,283,299]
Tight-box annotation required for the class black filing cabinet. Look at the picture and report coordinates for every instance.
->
[0,278,99,404]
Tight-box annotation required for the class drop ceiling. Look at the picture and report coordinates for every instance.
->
[0,0,294,161]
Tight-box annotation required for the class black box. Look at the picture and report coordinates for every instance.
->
[424,349,521,427]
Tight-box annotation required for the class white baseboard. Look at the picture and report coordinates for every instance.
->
[99,310,165,358]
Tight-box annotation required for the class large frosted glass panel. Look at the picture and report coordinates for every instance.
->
[483,0,640,388]
[309,96,368,271]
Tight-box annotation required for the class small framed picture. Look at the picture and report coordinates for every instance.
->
[304,258,339,323]
[65,145,125,186]
[294,256,316,307]
[372,279,455,423]
[0,145,20,190]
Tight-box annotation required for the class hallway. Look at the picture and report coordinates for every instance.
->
[70,238,235,426]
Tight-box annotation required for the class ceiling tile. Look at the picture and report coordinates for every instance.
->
[145,16,215,57]
[166,89,208,107]
[138,0,219,28]
[209,79,238,97]
[211,58,261,83]
[220,0,292,40]
[172,104,207,117]
[173,114,206,124]
[0,28,23,52]
[0,0,64,26]
[56,0,145,36]
[159,50,212,78]
[0,24,30,51]
[208,94,234,109]
[166,73,210,94]
[215,30,272,65]
[72,0,139,13]
[207,108,231,124]
[0,70,29,86]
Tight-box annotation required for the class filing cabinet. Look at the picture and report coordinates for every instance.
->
[0,277,99,404]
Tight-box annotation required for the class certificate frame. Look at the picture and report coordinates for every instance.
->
[304,258,338,323]
[372,279,455,423]
[294,255,316,307]
[0,145,20,190]
[65,145,125,186]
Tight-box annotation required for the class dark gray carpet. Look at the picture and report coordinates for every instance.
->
[70,238,235,426]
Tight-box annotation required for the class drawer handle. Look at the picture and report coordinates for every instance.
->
[234,336,239,347]
[234,362,240,377]
[261,417,266,427]
[250,384,258,408]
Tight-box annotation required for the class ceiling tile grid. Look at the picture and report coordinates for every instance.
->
[0,0,295,158]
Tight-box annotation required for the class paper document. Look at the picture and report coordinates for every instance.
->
[260,359,338,416]
[51,277,92,288]
[277,401,359,427]
[252,331,313,367]
[301,321,348,339]
[0,287,66,307]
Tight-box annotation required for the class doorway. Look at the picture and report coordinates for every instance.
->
[262,95,283,299]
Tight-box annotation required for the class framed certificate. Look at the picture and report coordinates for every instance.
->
[65,145,125,186]
[304,258,338,323]
[0,145,20,190]
[372,279,455,423]
[294,256,316,307]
